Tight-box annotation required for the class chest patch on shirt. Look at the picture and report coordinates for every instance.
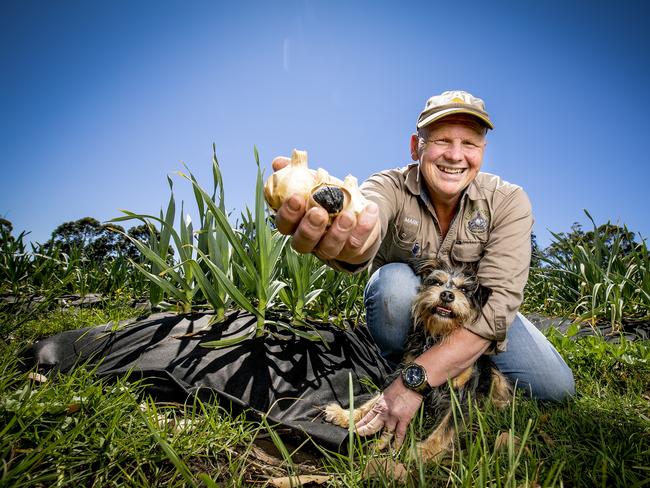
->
[466,209,489,234]
[403,216,419,229]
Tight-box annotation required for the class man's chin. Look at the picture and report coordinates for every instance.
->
[430,181,469,199]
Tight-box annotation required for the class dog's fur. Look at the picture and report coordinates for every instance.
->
[324,258,512,462]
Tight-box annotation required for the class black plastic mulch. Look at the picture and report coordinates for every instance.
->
[527,313,650,341]
[24,311,389,451]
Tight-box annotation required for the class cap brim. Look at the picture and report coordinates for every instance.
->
[417,107,494,130]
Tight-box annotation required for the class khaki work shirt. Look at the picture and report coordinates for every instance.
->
[334,163,533,354]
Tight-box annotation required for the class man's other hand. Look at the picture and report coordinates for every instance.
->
[354,378,423,450]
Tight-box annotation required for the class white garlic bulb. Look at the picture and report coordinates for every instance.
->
[264,149,368,223]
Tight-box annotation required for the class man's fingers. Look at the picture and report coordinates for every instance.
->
[356,398,384,429]
[274,194,306,235]
[291,207,329,254]
[348,202,379,249]
[356,414,385,437]
[355,409,373,429]
[383,419,398,435]
[314,211,355,260]
[272,156,290,172]
[393,423,408,451]
[339,202,379,261]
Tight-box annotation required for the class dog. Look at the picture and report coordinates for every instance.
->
[324,258,512,462]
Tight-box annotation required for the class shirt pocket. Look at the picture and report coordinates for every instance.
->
[390,217,422,260]
[451,241,484,263]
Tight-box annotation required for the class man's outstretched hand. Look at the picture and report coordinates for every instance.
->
[271,156,381,265]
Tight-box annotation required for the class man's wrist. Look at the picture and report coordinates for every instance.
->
[400,362,433,396]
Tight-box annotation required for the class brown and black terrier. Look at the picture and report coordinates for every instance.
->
[325,258,512,462]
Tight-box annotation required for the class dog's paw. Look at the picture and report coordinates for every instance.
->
[323,403,351,428]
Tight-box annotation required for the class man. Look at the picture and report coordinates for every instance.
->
[272,90,574,449]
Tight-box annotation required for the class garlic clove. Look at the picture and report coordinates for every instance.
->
[264,149,317,211]
[342,175,367,215]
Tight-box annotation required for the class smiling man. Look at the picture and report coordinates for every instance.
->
[272,90,574,448]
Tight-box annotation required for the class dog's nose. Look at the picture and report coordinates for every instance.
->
[440,290,455,303]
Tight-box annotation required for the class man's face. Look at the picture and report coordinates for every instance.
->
[410,115,486,204]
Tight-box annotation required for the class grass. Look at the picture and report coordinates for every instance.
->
[6,296,145,344]
[2,304,648,487]
[1,348,256,486]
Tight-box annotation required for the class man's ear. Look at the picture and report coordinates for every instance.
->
[410,133,420,161]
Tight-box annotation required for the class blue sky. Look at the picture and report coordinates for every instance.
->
[1,0,648,249]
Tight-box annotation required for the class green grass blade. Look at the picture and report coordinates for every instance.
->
[200,326,256,348]
[130,260,188,304]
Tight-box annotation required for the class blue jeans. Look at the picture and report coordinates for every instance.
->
[364,263,575,402]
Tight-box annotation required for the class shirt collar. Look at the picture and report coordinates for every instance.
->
[404,163,420,195]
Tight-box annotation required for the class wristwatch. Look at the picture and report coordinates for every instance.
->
[401,362,432,396]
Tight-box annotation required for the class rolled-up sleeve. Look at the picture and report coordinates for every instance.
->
[463,187,533,353]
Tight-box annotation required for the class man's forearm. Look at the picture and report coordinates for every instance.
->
[415,327,491,387]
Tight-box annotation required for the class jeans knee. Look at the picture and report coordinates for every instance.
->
[546,367,576,402]
[500,314,576,402]
[364,262,420,307]
[524,363,575,402]
[364,263,420,365]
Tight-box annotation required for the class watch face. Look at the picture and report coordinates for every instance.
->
[404,364,425,387]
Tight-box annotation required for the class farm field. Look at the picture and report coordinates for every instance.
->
[1,153,648,487]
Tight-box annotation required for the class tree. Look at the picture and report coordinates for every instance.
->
[0,218,14,244]
[530,232,542,267]
[48,217,129,262]
[543,221,643,265]
[0,218,12,234]
[46,217,176,265]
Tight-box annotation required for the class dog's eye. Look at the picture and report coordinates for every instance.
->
[459,285,477,294]
[428,278,443,286]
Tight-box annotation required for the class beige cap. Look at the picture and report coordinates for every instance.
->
[417,90,494,130]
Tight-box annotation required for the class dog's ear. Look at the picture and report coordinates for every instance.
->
[409,257,444,278]
[459,262,480,278]
[473,284,492,309]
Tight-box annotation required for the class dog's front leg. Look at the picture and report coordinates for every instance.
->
[415,410,455,462]
[324,394,381,428]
